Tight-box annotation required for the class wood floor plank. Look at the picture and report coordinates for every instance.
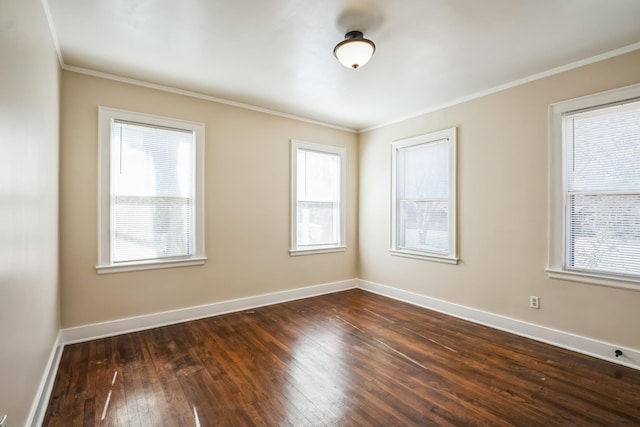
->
[44,289,640,426]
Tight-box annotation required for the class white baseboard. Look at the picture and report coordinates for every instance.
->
[41,276,638,426]
[62,279,358,344]
[357,279,640,371]
[27,330,63,427]
[58,276,639,370]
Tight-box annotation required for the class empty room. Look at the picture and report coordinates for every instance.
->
[2,0,640,425]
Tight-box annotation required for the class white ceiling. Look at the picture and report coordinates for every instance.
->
[46,0,640,131]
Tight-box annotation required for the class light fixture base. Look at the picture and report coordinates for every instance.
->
[344,30,365,40]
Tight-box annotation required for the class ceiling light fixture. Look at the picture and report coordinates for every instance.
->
[333,30,375,69]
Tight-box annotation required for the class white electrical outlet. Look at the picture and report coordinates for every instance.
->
[530,296,540,309]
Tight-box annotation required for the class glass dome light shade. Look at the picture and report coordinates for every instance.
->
[333,31,376,69]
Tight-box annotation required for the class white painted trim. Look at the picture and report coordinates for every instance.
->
[357,279,640,371]
[548,83,640,291]
[290,246,346,256]
[27,331,64,427]
[97,107,206,273]
[97,257,207,274]
[59,43,640,134]
[389,249,459,264]
[547,268,640,292]
[390,128,457,262]
[62,65,356,133]
[362,42,640,133]
[41,0,64,67]
[290,140,347,253]
[62,279,358,344]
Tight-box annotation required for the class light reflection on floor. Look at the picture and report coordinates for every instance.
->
[284,319,349,424]
[100,367,168,425]
[100,370,118,421]
[193,405,201,427]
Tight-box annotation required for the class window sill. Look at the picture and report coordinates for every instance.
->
[389,249,459,265]
[289,246,346,256]
[97,257,207,274]
[546,268,640,292]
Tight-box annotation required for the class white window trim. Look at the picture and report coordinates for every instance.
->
[548,83,640,291]
[290,140,346,256]
[390,128,458,264]
[97,107,206,274]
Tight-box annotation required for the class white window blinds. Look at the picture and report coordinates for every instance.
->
[565,99,640,278]
[290,140,346,255]
[111,120,195,263]
[390,127,457,264]
[296,148,341,247]
[397,140,450,254]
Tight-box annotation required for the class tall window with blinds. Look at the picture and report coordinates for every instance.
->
[111,121,194,262]
[564,99,640,279]
[391,128,457,264]
[98,108,205,274]
[290,140,346,255]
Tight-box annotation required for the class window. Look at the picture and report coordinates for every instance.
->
[390,128,458,263]
[290,140,346,255]
[97,107,205,274]
[548,84,640,289]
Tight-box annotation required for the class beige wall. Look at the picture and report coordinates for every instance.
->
[359,49,640,349]
[61,50,640,350]
[0,0,61,425]
[2,2,637,422]
[60,71,358,328]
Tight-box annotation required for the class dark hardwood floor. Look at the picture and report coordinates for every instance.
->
[44,289,640,426]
